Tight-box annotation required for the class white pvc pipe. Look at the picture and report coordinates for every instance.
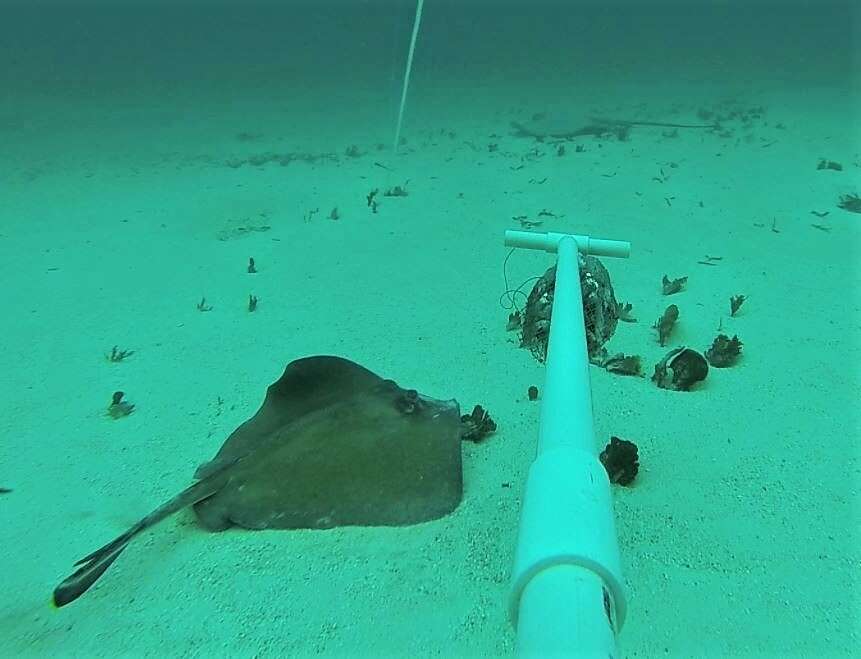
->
[506,231,630,658]
[504,229,631,259]
[517,565,617,658]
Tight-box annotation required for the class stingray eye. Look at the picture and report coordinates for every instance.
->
[396,389,420,415]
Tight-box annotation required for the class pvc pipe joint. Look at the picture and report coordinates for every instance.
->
[508,446,627,643]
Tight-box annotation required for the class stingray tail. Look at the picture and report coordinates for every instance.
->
[52,477,224,608]
[52,523,142,607]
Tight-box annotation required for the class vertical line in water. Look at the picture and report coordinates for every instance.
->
[393,0,425,153]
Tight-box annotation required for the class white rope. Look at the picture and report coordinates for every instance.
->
[393,0,425,152]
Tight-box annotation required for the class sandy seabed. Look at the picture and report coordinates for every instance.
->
[1,64,859,658]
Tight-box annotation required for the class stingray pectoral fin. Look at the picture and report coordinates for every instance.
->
[52,527,136,607]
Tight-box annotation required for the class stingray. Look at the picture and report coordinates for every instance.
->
[53,356,463,607]
[510,114,717,141]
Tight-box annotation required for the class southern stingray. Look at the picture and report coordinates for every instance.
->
[53,356,465,607]
[510,114,717,141]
